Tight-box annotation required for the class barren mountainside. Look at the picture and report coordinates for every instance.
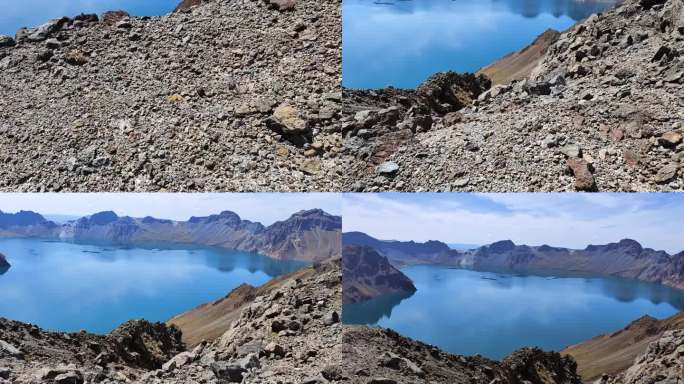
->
[563,310,684,381]
[0,0,341,192]
[0,208,342,262]
[342,0,684,192]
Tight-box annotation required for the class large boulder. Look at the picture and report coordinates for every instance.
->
[416,71,491,115]
[109,320,185,370]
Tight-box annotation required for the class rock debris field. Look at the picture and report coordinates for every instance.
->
[0,0,341,192]
[341,0,684,192]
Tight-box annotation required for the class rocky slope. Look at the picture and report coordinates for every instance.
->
[0,258,342,383]
[342,0,684,192]
[563,311,684,381]
[0,208,341,262]
[342,245,416,304]
[341,326,583,384]
[478,29,562,85]
[601,328,684,384]
[0,0,341,192]
[345,232,684,291]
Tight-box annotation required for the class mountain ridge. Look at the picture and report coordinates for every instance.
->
[0,209,341,262]
[344,232,684,290]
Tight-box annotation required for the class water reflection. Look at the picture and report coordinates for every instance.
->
[343,290,415,324]
[343,265,684,359]
[343,0,618,89]
[0,238,306,334]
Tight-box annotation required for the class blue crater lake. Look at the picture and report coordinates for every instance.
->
[343,265,684,360]
[0,0,180,36]
[0,237,306,334]
[343,0,618,89]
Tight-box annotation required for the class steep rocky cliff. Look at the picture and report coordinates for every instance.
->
[342,245,416,304]
[563,311,684,381]
[342,0,684,192]
[0,0,341,192]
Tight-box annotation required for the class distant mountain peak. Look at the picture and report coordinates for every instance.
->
[487,240,516,253]
[87,211,119,225]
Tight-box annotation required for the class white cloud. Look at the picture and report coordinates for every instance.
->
[342,193,684,254]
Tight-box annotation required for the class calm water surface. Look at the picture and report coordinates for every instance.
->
[0,238,306,333]
[343,265,684,360]
[0,0,179,36]
[343,0,618,89]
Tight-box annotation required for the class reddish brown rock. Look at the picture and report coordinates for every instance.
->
[624,149,640,168]
[102,10,130,26]
[567,158,597,191]
[609,128,624,142]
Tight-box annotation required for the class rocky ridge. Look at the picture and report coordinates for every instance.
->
[341,0,684,192]
[0,0,341,192]
[342,245,416,304]
[0,318,184,384]
[341,326,582,384]
[0,208,341,262]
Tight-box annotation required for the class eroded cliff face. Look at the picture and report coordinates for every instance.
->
[342,245,416,304]
[0,0,341,192]
[342,0,684,192]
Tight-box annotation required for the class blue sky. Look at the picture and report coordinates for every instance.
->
[0,0,178,36]
[342,193,684,254]
[0,193,341,226]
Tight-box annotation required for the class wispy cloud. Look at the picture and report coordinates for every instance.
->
[342,193,684,254]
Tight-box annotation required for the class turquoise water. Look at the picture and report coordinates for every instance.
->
[0,237,306,333]
[0,0,179,36]
[343,0,617,89]
[343,265,684,360]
